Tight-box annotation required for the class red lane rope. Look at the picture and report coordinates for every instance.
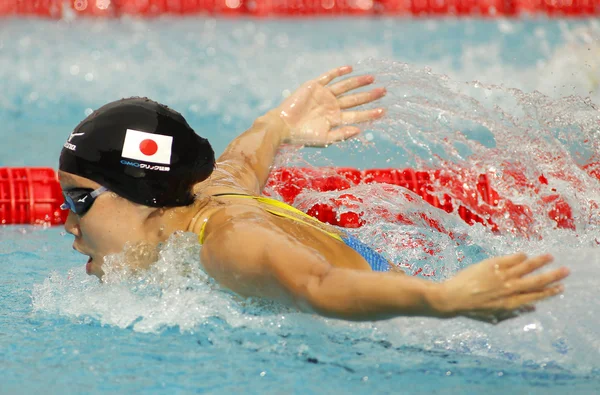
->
[264,166,582,232]
[2,166,597,231]
[1,0,599,18]
[0,168,66,225]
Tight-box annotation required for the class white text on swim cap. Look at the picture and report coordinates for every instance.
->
[120,160,170,172]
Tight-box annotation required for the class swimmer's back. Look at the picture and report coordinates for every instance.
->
[190,194,373,272]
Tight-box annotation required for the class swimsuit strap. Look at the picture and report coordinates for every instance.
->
[198,193,342,244]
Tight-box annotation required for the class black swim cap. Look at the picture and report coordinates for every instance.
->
[59,97,215,207]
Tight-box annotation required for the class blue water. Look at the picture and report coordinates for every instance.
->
[2,17,600,394]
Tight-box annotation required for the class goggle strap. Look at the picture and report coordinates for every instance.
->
[90,186,108,198]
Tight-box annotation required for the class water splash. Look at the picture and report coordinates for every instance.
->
[272,59,600,237]
[22,20,600,375]
[34,232,245,333]
[266,60,600,372]
[30,227,600,374]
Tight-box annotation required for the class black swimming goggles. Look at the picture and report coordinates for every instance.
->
[60,186,108,216]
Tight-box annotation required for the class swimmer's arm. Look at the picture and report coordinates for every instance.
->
[212,66,385,194]
[200,222,569,322]
[213,111,288,194]
[200,221,438,320]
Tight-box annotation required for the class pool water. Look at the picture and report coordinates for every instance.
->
[2,17,600,393]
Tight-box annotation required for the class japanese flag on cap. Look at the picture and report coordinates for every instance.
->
[122,129,173,165]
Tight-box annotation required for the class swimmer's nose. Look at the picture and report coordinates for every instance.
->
[64,211,81,238]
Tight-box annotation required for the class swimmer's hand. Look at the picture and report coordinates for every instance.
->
[274,65,386,147]
[434,253,570,324]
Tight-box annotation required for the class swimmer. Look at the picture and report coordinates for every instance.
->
[58,66,570,323]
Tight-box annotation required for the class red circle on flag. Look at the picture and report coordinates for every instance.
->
[139,139,158,156]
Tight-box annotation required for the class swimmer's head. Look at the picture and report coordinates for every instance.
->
[59,97,215,207]
[59,97,215,278]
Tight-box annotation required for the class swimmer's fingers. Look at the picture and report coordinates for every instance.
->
[513,266,570,294]
[340,108,386,125]
[326,126,361,144]
[504,283,565,310]
[317,66,353,86]
[490,252,528,270]
[506,254,554,279]
[329,74,376,96]
[338,88,387,110]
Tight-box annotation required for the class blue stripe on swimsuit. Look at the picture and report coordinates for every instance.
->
[341,234,391,272]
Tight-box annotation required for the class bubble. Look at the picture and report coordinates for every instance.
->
[73,0,88,11]
[225,0,241,8]
[96,0,111,10]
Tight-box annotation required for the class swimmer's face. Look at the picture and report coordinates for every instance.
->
[58,171,159,279]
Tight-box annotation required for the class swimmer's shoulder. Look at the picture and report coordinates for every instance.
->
[188,189,269,239]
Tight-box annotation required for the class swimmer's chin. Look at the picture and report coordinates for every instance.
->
[86,257,105,279]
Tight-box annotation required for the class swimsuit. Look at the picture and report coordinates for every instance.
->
[198,193,391,272]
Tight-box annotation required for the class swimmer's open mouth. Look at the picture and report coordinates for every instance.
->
[73,246,93,275]
[86,257,93,275]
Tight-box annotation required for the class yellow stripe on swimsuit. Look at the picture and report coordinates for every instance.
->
[198,193,342,244]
